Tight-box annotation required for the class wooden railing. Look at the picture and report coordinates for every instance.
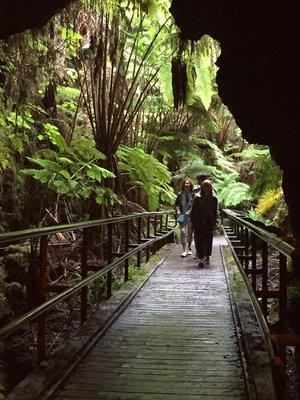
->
[222,208,295,398]
[0,211,174,362]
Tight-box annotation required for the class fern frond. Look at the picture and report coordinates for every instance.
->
[231,146,270,161]
[218,182,252,207]
[159,59,173,106]
[256,188,283,214]
[195,137,236,173]
[194,51,214,111]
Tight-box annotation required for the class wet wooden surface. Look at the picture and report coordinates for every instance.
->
[54,237,250,399]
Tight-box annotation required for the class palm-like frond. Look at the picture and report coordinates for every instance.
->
[256,188,283,214]
[195,137,236,173]
[173,156,214,182]
[231,146,270,161]
[194,50,214,111]
[117,145,175,209]
[218,182,252,207]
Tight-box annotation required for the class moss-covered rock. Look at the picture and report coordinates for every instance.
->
[3,245,30,284]
[0,291,7,320]
[0,264,6,282]
[3,282,27,315]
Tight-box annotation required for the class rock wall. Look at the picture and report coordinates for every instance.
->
[0,0,74,39]
[170,0,300,237]
[1,0,300,237]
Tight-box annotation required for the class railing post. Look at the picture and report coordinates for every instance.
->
[251,232,257,291]
[124,220,129,282]
[244,228,249,271]
[261,241,269,317]
[37,235,48,362]
[146,216,150,262]
[237,223,242,242]
[277,252,288,390]
[81,228,89,324]
[165,213,172,244]
[165,213,169,230]
[279,253,287,330]
[240,225,244,247]
[107,224,113,299]
[153,215,157,254]
[137,217,142,268]
[159,214,163,248]
[234,220,238,237]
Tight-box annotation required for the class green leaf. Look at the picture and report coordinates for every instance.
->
[21,169,52,184]
[43,123,68,152]
[27,157,62,172]
[195,52,214,111]
[68,180,78,190]
[58,157,73,165]
[52,180,70,194]
[60,170,71,179]
[86,164,115,182]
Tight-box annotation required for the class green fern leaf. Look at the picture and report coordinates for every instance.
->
[195,52,214,111]
[27,157,62,172]
[256,188,283,214]
[21,169,52,184]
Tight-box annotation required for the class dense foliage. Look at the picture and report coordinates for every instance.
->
[0,0,292,396]
[0,0,286,232]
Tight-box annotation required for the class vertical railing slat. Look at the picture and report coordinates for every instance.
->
[124,220,129,282]
[37,235,48,362]
[81,228,89,324]
[146,216,150,262]
[137,217,142,268]
[261,241,269,317]
[107,224,113,299]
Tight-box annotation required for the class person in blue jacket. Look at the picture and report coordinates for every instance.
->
[175,178,194,257]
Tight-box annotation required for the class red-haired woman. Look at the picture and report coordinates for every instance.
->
[190,180,219,266]
[175,178,194,257]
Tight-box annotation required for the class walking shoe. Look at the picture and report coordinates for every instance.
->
[204,256,210,265]
[181,251,187,257]
[187,250,192,255]
[198,258,204,267]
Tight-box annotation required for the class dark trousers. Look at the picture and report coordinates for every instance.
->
[194,224,213,259]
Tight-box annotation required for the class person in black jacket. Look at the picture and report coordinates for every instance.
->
[190,180,219,267]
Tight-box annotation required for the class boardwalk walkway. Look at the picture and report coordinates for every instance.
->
[54,237,252,400]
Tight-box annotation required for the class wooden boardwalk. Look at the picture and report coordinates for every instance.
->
[54,237,252,400]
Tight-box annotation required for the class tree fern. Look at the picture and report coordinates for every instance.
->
[195,137,236,173]
[194,50,214,111]
[173,156,214,182]
[117,145,175,209]
[22,130,117,205]
[232,145,282,197]
[159,59,173,106]
[256,188,283,214]
[218,182,252,207]
[232,147,270,161]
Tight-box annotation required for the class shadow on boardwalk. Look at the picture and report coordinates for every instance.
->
[54,236,252,400]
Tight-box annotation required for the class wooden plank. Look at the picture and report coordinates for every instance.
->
[54,237,251,400]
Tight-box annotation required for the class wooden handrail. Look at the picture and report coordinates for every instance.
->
[222,208,291,398]
[0,230,172,339]
[223,209,294,257]
[0,211,175,361]
[0,211,172,244]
